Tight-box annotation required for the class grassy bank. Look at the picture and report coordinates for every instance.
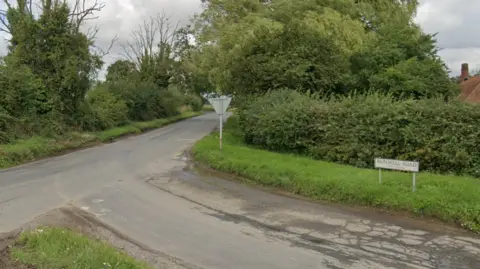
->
[9,227,151,269]
[192,117,480,233]
[0,111,202,168]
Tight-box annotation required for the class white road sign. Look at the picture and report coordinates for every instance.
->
[374,158,419,192]
[374,158,419,172]
[207,96,232,150]
[208,96,231,115]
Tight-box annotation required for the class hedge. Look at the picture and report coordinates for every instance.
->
[239,90,480,177]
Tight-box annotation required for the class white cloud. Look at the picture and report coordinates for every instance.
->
[415,0,480,75]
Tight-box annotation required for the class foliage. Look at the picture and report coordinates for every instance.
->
[238,90,318,153]
[239,90,480,177]
[170,26,214,95]
[0,107,15,143]
[0,58,45,119]
[183,94,204,112]
[192,117,480,233]
[0,112,202,168]
[368,57,458,99]
[0,58,45,139]
[121,12,180,89]
[85,85,129,130]
[0,3,192,149]
[106,80,181,121]
[106,60,138,82]
[193,0,457,99]
[7,1,102,120]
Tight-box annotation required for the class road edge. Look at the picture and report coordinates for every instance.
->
[0,112,206,172]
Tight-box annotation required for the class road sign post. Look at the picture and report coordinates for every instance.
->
[374,158,419,192]
[207,96,232,150]
[219,113,223,149]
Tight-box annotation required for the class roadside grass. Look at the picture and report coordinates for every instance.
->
[0,111,202,168]
[192,116,480,233]
[10,227,151,269]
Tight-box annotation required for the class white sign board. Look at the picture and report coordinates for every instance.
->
[374,158,419,172]
[208,96,231,115]
[374,158,419,192]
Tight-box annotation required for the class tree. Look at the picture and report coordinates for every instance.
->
[194,0,370,95]
[1,0,112,124]
[369,57,458,99]
[195,0,269,43]
[347,20,458,98]
[106,60,138,82]
[192,0,456,99]
[121,11,179,88]
[169,25,213,95]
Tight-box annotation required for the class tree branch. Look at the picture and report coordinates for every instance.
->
[68,0,105,32]
[121,10,181,69]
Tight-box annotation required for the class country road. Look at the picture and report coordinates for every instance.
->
[1,113,479,269]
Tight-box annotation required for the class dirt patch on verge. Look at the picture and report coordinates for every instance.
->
[0,206,191,269]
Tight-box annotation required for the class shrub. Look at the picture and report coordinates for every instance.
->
[0,107,15,144]
[108,80,180,121]
[85,85,128,130]
[155,87,182,117]
[239,90,319,153]
[183,94,203,112]
[239,90,480,177]
[0,61,45,118]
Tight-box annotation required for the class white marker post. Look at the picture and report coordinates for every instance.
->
[207,96,232,150]
[374,158,420,192]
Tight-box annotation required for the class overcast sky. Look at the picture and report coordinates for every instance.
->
[0,0,477,77]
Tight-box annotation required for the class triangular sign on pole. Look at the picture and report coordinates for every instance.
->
[207,96,232,150]
[207,96,232,115]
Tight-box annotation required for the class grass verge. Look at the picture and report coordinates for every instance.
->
[0,111,202,168]
[96,111,200,142]
[192,116,480,233]
[9,227,151,269]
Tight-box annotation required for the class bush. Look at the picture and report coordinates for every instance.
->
[183,94,203,112]
[239,90,480,177]
[0,107,15,143]
[192,120,480,233]
[85,85,129,130]
[155,87,182,117]
[239,90,319,153]
[107,80,181,121]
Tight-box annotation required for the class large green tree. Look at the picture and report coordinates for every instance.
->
[193,0,458,99]
[4,0,105,122]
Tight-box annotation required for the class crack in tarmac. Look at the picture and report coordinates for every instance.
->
[146,166,480,269]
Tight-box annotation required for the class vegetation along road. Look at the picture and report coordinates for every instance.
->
[0,113,478,269]
[1,0,480,268]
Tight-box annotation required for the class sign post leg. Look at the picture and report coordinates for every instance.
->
[219,113,223,150]
[412,173,416,192]
[379,168,382,184]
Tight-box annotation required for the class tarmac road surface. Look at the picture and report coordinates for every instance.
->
[1,112,479,269]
